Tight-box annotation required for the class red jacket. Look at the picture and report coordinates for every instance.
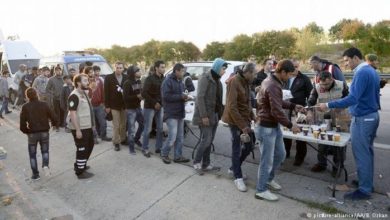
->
[90,77,104,107]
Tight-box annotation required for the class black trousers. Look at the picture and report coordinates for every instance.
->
[53,99,65,127]
[284,138,307,162]
[71,128,94,175]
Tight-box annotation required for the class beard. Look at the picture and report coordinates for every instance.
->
[81,85,89,90]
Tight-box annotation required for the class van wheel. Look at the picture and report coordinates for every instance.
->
[8,89,17,105]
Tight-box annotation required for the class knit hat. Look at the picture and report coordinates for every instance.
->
[365,54,378,62]
[211,58,228,75]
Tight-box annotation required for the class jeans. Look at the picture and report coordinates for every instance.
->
[194,113,218,167]
[71,128,94,175]
[254,124,286,192]
[93,105,107,138]
[126,109,137,152]
[142,108,163,151]
[161,118,184,159]
[135,108,144,141]
[229,125,254,179]
[27,132,50,175]
[316,144,345,169]
[0,96,10,115]
[350,112,379,195]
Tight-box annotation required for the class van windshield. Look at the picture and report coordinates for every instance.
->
[8,59,40,74]
[66,61,112,76]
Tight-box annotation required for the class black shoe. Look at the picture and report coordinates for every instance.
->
[293,159,304,166]
[142,150,151,158]
[135,139,142,147]
[344,189,371,200]
[311,164,326,172]
[101,136,112,141]
[114,144,120,151]
[31,173,40,180]
[155,149,161,154]
[5,111,12,114]
[162,156,171,164]
[173,156,190,163]
[77,171,94,179]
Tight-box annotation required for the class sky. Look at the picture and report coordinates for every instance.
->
[1,0,389,56]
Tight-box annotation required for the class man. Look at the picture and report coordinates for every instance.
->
[254,59,302,201]
[20,67,38,98]
[222,62,256,192]
[32,66,50,102]
[123,65,144,155]
[46,65,64,131]
[160,63,190,164]
[252,58,273,92]
[307,71,349,176]
[365,54,387,89]
[319,47,380,200]
[192,58,226,173]
[309,55,346,84]
[20,88,57,180]
[68,74,95,179]
[283,60,313,166]
[13,64,27,107]
[0,71,12,118]
[104,62,128,151]
[141,60,165,158]
[91,66,111,142]
[60,75,74,133]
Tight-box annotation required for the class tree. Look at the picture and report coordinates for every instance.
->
[141,40,161,65]
[252,31,296,60]
[202,41,226,60]
[305,22,324,35]
[224,34,253,61]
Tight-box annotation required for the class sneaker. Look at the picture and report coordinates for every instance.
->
[31,173,40,180]
[101,136,112,141]
[202,164,221,172]
[255,190,279,201]
[155,149,161,154]
[228,168,248,180]
[76,171,94,179]
[135,140,142,147]
[43,166,51,177]
[142,150,151,158]
[267,180,282,191]
[193,163,204,175]
[162,156,171,164]
[234,178,247,192]
[344,189,371,200]
[311,164,326,172]
[173,156,190,163]
[114,144,120,151]
[129,149,136,155]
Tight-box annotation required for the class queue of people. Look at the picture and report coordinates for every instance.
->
[7,46,383,202]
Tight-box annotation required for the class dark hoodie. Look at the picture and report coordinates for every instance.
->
[123,67,142,109]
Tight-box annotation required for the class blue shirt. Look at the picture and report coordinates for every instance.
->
[328,62,380,117]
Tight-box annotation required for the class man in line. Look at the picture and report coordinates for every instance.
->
[283,60,313,166]
[68,74,95,179]
[192,58,227,173]
[20,88,57,180]
[222,63,256,192]
[141,60,165,158]
[0,71,12,118]
[160,63,190,164]
[309,55,346,84]
[32,66,50,102]
[307,71,349,177]
[13,64,27,107]
[254,60,302,201]
[46,66,64,131]
[60,75,74,133]
[104,62,128,151]
[319,47,380,200]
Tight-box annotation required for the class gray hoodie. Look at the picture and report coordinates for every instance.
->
[46,75,64,100]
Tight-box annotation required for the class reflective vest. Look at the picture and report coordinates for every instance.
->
[68,89,93,130]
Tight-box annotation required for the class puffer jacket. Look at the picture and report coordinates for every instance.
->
[161,73,185,120]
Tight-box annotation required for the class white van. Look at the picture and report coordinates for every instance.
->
[0,40,42,102]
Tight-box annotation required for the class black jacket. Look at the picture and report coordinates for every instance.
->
[20,100,57,134]
[123,78,142,109]
[60,84,73,110]
[283,71,313,106]
[142,73,164,109]
[104,72,128,110]
[252,69,268,92]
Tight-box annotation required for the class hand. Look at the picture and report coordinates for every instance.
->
[137,94,143,100]
[182,94,189,101]
[317,103,328,112]
[201,117,210,126]
[291,125,301,134]
[154,103,161,110]
[242,127,252,134]
[76,130,82,139]
[294,105,305,113]
[105,108,111,114]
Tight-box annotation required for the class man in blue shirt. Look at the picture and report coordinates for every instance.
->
[319,47,380,200]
